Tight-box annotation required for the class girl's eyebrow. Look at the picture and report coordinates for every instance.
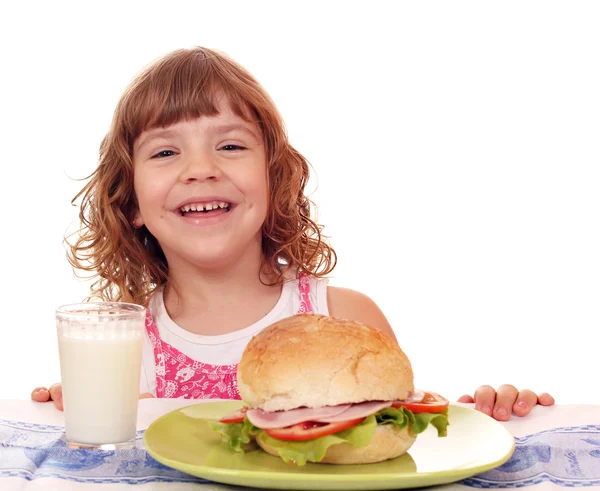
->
[209,123,261,143]
[135,129,178,152]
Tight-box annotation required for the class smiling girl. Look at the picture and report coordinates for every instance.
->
[32,47,554,420]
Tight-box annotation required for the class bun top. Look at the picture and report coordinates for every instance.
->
[237,314,414,412]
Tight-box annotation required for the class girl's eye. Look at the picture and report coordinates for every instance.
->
[220,144,246,151]
[151,150,177,159]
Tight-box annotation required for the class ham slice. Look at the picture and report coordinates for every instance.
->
[315,401,393,423]
[247,404,352,429]
[393,389,425,405]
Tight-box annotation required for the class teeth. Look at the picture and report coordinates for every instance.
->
[180,201,231,213]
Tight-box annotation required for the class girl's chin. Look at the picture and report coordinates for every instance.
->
[168,248,263,271]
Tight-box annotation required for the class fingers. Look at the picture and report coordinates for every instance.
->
[457,395,475,403]
[492,384,519,421]
[538,392,555,406]
[31,387,51,402]
[49,384,64,411]
[139,392,155,400]
[31,384,64,411]
[473,385,497,417]
[470,385,555,420]
[511,388,539,418]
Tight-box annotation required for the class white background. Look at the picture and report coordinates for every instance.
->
[0,1,598,404]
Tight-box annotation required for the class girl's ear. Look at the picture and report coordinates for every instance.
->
[133,214,144,228]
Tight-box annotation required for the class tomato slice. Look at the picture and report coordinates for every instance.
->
[219,406,248,424]
[264,417,364,441]
[392,391,449,413]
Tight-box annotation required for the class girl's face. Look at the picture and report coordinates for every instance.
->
[132,100,269,272]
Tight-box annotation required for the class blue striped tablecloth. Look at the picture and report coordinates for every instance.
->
[1,400,598,490]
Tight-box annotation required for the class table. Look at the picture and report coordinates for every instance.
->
[1,399,599,490]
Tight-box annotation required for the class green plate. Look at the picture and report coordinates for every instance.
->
[144,401,515,490]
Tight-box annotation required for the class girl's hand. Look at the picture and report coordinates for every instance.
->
[31,384,63,411]
[458,384,555,421]
[32,384,155,411]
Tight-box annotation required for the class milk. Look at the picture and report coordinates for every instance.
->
[57,315,144,446]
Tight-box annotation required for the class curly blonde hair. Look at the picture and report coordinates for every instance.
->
[68,47,337,306]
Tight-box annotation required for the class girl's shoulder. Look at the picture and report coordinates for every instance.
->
[326,286,398,343]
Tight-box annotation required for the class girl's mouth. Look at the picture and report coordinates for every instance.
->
[179,201,232,217]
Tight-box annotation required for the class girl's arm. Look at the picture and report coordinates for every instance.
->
[326,286,554,420]
[327,286,398,343]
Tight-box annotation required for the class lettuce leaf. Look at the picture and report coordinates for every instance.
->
[209,405,449,466]
[208,417,260,452]
[256,414,377,466]
[375,406,449,437]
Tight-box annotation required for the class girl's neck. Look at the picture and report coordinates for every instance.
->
[162,256,282,336]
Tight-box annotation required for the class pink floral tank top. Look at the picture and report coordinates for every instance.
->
[145,275,314,399]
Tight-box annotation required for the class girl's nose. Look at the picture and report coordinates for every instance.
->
[179,153,222,183]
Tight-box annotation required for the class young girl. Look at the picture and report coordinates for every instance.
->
[31,46,554,421]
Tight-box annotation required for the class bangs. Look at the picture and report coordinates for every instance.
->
[119,49,262,150]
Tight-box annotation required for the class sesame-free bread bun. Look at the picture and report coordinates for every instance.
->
[256,424,417,465]
[237,314,414,412]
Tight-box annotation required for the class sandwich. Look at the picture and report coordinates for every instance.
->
[210,314,449,466]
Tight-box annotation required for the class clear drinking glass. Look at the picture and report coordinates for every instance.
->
[56,302,146,449]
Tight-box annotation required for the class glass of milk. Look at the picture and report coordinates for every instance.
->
[56,302,146,449]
